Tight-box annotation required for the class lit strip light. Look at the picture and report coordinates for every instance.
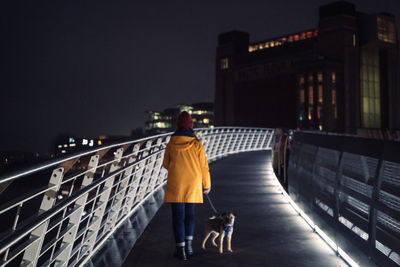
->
[271,172,359,267]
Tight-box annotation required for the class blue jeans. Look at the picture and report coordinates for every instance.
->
[171,203,195,245]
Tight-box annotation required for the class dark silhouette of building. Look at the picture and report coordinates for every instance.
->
[215,1,399,136]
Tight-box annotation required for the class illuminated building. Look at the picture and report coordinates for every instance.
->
[54,135,132,156]
[145,102,214,134]
[215,1,399,136]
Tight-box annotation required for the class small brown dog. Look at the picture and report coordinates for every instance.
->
[201,212,236,254]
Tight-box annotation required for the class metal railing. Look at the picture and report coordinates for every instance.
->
[0,127,274,267]
[288,131,400,267]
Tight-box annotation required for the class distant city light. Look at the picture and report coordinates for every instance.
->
[98,140,102,145]
[82,139,88,145]
[203,118,210,124]
[69,137,75,143]
[89,140,94,147]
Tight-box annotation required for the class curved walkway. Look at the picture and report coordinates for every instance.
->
[123,151,347,267]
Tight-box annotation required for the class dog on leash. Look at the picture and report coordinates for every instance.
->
[201,212,236,254]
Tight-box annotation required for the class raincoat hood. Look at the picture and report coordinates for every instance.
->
[168,136,197,151]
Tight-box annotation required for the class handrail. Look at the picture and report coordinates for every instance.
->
[0,127,274,267]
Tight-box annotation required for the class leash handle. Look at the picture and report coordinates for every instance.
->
[205,194,219,215]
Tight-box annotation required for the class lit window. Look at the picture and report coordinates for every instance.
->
[332,89,337,119]
[360,47,381,128]
[317,72,323,83]
[69,143,76,147]
[308,86,314,105]
[308,86,314,121]
[82,139,88,145]
[377,17,396,44]
[331,72,336,83]
[294,35,299,41]
[318,85,323,103]
[299,76,305,85]
[61,150,66,154]
[306,31,313,38]
[98,140,102,145]
[58,145,62,148]
[221,58,229,70]
[300,32,306,40]
[63,144,68,148]
[299,89,305,104]
[89,140,94,147]
[203,118,210,124]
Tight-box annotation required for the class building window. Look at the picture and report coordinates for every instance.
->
[377,17,396,44]
[317,85,323,120]
[317,72,323,83]
[308,86,314,120]
[300,89,305,104]
[318,85,323,103]
[331,72,336,84]
[332,89,337,119]
[308,74,313,82]
[221,58,229,70]
[299,76,305,85]
[360,47,381,128]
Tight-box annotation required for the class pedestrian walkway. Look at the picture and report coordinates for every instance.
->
[123,151,347,267]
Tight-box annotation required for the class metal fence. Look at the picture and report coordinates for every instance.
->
[0,127,274,267]
[288,131,400,267]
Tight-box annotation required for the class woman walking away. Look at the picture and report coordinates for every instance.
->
[162,111,211,261]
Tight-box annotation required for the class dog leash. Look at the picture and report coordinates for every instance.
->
[205,194,219,215]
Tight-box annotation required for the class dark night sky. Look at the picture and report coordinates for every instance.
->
[1,0,399,154]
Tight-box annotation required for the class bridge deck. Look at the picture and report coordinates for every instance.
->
[123,151,347,267]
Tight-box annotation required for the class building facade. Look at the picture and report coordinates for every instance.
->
[215,1,399,135]
[145,103,214,135]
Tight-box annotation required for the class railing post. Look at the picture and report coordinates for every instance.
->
[100,148,124,235]
[264,130,273,149]
[55,155,99,265]
[334,151,344,224]
[22,167,64,266]
[121,144,141,216]
[253,130,262,150]
[368,158,384,255]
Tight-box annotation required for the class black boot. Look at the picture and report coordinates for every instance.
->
[185,240,193,256]
[174,246,187,261]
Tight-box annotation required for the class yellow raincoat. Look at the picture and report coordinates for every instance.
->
[162,135,211,203]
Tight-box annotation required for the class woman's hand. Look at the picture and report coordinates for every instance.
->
[203,188,211,195]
